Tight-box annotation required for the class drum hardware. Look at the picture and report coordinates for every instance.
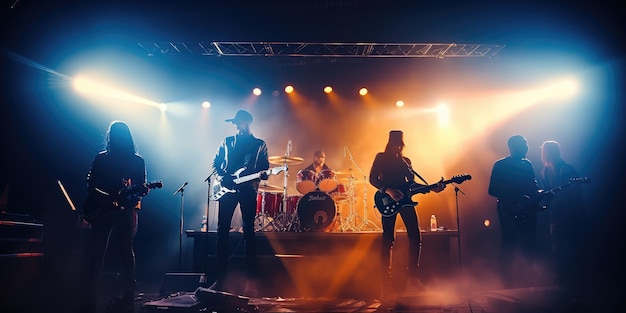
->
[255,191,282,232]
[343,146,381,231]
[268,141,305,231]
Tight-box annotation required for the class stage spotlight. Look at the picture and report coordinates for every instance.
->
[396,100,405,108]
[359,88,368,96]
[436,103,450,126]
[484,219,490,227]
[324,86,333,94]
[285,85,294,94]
[202,101,211,108]
[253,88,262,96]
[72,75,161,110]
[545,78,579,99]
[159,103,167,112]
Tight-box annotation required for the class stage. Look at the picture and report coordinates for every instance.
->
[184,229,460,299]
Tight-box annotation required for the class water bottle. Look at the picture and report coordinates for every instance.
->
[430,214,437,231]
[201,215,207,231]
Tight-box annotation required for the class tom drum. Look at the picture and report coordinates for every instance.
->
[296,169,317,194]
[256,192,283,217]
[317,169,338,193]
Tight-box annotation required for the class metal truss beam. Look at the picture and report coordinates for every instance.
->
[137,42,505,58]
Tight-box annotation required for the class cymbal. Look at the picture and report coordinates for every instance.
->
[257,184,283,193]
[337,179,367,184]
[335,169,358,175]
[268,155,304,165]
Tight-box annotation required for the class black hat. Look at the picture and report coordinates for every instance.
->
[225,110,253,123]
[388,130,405,146]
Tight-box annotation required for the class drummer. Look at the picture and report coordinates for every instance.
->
[303,150,331,177]
[301,150,343,194]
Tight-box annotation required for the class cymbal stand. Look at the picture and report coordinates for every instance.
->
[344,146,380,231]
[357,171,380,231]
[276,140,291,231]
[255,190,275,232]
[343,174,360,231]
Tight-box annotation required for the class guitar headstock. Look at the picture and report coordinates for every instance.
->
[451,174,472,184]
[148,181,163,189]
[570,177,591,184]
[269,166,287,175]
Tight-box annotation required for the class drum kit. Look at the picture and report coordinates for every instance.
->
[254,152,379,232]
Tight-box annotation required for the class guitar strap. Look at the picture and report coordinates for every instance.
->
[403,158,429,185]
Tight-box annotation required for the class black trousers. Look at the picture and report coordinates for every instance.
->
[214,186,258,281]
[497,204,537,287]
[380,205,422,279]
[84,208,138,304]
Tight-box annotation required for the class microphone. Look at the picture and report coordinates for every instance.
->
[173,182,188,196]
[288,140,292,154]
[204,169,217,182]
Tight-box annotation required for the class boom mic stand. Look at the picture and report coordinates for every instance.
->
[452,182,466,271]
[173,181,188,271]
[202,171,215,284]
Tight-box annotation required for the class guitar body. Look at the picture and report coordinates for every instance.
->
[374,190,418,217]
[83,181,163,223]
[505,177,590,224]
[210,180,236,201]
[210,166,287,201]
[374,174,472,217]
[83,192,116,223]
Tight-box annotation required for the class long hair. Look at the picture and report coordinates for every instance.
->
[541,140,563,166]
[105,121,136,154]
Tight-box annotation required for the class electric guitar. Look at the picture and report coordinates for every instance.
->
[83,180,163,223]
[210,166,287,201]
[374,174,472,217]
[508,177,591,223]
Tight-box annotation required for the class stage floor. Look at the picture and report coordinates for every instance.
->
[0,228,615,313]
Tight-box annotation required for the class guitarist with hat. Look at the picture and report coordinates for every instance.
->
[209,109,269,296]
[369,130,446,303]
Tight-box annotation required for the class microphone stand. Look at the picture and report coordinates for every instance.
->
[452,182,466,271]
[202,172,215,284]
[173,181,188,271]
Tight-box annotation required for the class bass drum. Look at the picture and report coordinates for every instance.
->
[297,191,336,231]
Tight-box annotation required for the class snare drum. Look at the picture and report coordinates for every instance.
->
[297,191,336,231]
[296,169,317,194]
[317,169,338,193]
[256,192,283,217]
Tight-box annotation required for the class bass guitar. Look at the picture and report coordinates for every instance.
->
[374,174,472,217]
[508,177,591,223]
[83,180,163,223]
[210,166,287,201]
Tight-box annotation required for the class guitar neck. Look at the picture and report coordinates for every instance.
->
[233,170,265,184]
[408,179,453,195]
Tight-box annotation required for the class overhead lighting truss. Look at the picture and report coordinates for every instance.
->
[137,42,505,58]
